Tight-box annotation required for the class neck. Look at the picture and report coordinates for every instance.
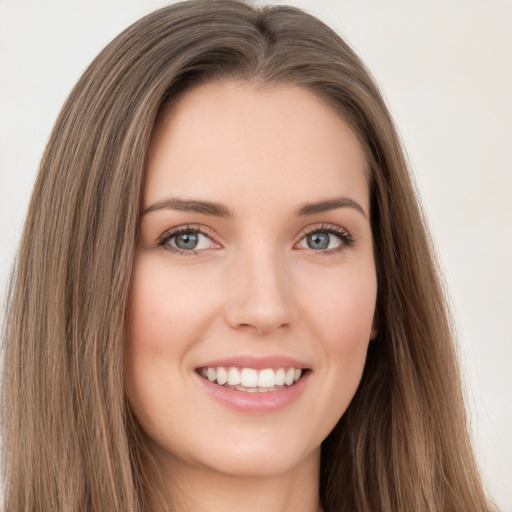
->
[149,447,323,512]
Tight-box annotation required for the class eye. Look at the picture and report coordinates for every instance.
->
[158,226,219,254]
[295,225,354,253]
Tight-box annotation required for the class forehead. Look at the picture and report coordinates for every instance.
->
[144,80,369,212]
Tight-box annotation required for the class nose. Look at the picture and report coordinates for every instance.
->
[224,247,296,335]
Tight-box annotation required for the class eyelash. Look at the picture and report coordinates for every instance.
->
[157,223,355,256]
[158,225,215,256]
[299,224,355,256]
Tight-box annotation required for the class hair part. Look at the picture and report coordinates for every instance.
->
[1,1,497,511]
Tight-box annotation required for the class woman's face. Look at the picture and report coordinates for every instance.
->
[124,81,377,479]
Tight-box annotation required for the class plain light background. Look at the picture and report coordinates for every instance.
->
[0,1,510,509]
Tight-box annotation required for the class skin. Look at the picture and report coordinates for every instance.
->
[124,80,377,512]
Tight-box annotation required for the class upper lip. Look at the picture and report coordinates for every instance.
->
[195,355,311,370]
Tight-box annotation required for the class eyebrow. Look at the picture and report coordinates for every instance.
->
[296,197,368,218]
[143,197,233,217]
[143,196,367,219]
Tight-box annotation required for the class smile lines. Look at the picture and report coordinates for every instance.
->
[198,367,303,392]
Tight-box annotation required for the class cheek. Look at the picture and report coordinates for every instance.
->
[303,259,377,344]
[124,257,205,403]
[125,256,219,354]
[123,256,222,444]
[320,294,373,385]
[300,262,377,417]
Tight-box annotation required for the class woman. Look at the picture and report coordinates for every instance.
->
[1,1,498,511]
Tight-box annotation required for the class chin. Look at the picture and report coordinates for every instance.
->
[150,427,322,480]
[202,444,320,479]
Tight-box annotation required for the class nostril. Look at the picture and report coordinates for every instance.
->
[233,321,291,335]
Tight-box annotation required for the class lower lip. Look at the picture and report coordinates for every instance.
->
[195,371,310,413]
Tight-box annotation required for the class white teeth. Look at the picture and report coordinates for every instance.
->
[258,368,275,388]
[227,367,241,386]
[284,368,295,386]
[240,368,258,387]
[199,366,305,391]
[217,367,228,385]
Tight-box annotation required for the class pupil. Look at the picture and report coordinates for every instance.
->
[307,232,329,250]
[175,232,198,250]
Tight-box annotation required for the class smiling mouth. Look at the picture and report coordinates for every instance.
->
[197,366,306,393]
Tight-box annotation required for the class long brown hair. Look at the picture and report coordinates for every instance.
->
[1,1,497,510]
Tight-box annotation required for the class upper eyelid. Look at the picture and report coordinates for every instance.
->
[297,223,351,239]
[158,224,218,245]
[302,224,346,234]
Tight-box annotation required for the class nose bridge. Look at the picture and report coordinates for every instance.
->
[225,241,294,334]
